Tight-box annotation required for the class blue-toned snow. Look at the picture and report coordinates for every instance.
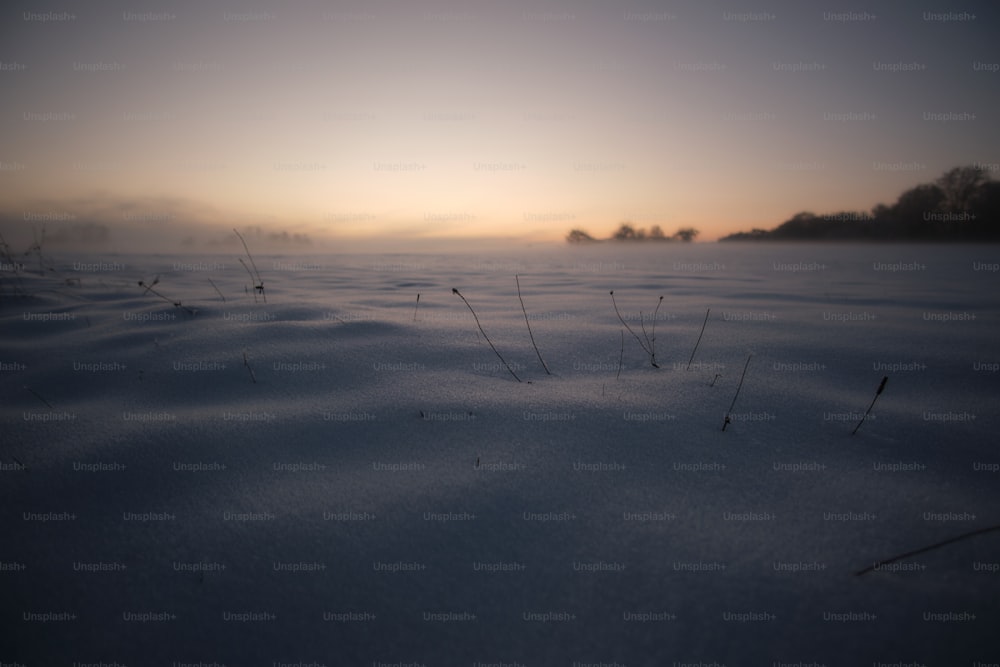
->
[2,242,999,664]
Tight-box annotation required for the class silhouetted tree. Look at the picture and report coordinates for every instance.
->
[769,212,820,239]
[612,222,637,240]
[565,222,689,242]
[969,180,1000,239]
[891,183,946,237]
[936,165,991,213]
[721,165,998,241]
[566,228,596,243]
[673,227,699,242]
[870,203,892,221]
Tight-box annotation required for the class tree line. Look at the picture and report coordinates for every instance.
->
[721,165,999,241]
[566,224,700,244]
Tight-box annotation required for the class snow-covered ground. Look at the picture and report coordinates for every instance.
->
[3,242,999,664]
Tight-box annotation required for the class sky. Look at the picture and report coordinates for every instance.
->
[1,0,998,250]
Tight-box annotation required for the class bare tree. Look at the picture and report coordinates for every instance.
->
[936,165,991,213]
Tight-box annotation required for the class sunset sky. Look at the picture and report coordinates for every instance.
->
[1,0,997,249]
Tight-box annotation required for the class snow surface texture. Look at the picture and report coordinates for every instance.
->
[2,243,999,664]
